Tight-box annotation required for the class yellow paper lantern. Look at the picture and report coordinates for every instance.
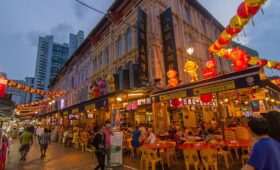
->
[248,56,260,65]
[266,61,277,68]
[229,15,249,29]
[221,30,233,40]
[245,0,267,6]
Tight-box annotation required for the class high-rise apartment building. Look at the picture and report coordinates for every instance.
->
[68,31,84,58]
[32,31,84,102]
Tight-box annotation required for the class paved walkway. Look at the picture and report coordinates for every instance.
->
[6,139,243,170]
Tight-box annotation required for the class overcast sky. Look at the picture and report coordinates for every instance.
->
[0,0,279,80]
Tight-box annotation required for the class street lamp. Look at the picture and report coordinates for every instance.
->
[186,47,194,56]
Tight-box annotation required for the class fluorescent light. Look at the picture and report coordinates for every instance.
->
[128,93,144,97]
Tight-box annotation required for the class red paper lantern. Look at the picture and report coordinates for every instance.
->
[200,94,213,103]
[218,37,230,45]
[237,2,250,18]
[247,5,260,15]
[259,59,268,66]
[171,99,181,107]
[226,26,242,35]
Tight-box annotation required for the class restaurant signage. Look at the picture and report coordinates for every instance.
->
[160,91,186,101]
[63,111,68,116]
[71,108,79,113]
[193,81,236,95]
[85,104,95,110]
[160,8,179,78]
[137,8,149,84]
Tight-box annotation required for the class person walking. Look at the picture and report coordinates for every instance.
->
[19,126,33,162]
[36,126,44,142]
[242,118,280,170]
[104,121,114,167]
[39,129,50,159]
[91,126,106,170]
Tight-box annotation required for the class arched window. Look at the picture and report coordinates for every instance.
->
[126,28,132,53]
[117,36,122,58]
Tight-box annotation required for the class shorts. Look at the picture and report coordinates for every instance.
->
[40,144,48,150]
[19,144,30,153]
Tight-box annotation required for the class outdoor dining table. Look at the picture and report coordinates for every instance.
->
[142,143,174,156]
[178,142,217,151]
[222,140,251,148]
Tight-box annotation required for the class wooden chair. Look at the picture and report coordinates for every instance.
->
[146,149,164,170]
[201,150,218,170]
[183,149,201,170]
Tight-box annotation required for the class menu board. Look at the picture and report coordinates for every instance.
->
[109,131,123,166]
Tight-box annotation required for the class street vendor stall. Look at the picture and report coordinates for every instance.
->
[151,66,280,131]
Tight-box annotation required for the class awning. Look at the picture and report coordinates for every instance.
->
[152,66,279,102]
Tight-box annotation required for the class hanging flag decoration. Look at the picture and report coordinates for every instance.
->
[184,60,198,83]
[160,8,180,83]
[208,0,267,53]
[7,79,66,96]
[137,8,149,84]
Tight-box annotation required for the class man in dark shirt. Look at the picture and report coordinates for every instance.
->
[91,126,105,170]
[242,118,280,170]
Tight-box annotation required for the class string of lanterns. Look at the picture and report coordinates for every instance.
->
[215,48,280,70]
[7,80,66,96]
[209,0,267,53]
[16,97,53,109]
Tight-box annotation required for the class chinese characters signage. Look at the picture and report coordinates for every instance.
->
[160,8,179,78]
[137,8,149,84]
[193,81,236,95]
[160,91,186,101]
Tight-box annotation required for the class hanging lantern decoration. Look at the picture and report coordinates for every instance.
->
[0,79,7,98]
[244,0,267,7]
[230,48,248,71]
[200,93,213,103]
[167,70,179,88]
[171,98,181,107]
[226,25,242,35]
[259,59,268,66]
[248,56,260,65]
[266,61,277,68]
[237,2,251,18]
[230,15,249,29]
[106,75,115,92]
[184,61,198,83]
[208,0,267,56]
[203,58,217,79]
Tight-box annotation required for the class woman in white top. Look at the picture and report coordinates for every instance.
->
[147,128,156,144]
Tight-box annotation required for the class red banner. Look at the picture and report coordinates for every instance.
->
[0,79,7,98]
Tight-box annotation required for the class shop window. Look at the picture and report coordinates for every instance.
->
[126,28,132,53]
[117,36,122,58]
